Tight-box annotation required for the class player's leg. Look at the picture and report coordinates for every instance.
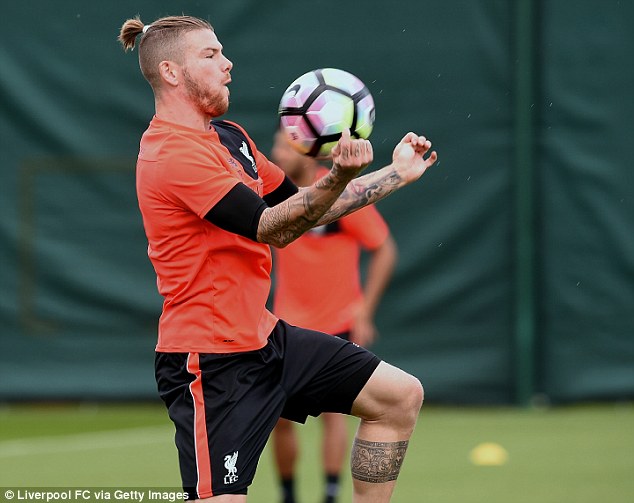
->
[349,361,424,502]
[321,412,348,503]
[278,321,417,502]
[272,418,299,503]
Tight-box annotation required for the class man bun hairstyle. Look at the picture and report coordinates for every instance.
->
[118,16,145,51]
[118,15,214,91]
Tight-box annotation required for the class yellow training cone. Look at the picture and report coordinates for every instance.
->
[469,442,509,466]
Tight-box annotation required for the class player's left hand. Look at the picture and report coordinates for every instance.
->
[331,129,374,177]
[391,132,438,184]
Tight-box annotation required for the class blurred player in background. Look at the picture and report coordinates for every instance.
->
[271,130,398,503]
[119,14,437,503]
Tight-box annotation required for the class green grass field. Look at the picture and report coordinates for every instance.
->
[1,403,632,502]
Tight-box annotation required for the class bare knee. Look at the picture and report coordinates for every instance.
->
[380,373,422,435]
[351,362,424,430]
[400,374,424,424]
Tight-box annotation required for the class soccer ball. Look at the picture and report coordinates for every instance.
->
[278,68,375,158]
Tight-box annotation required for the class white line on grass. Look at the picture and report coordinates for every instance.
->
[0,425,173,457]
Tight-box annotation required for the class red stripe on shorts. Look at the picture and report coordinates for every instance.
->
[187,353,213,498]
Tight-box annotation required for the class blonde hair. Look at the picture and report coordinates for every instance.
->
[118,15,213,90]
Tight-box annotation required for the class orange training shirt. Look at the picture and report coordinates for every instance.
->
[137,116,284,353]
[273,168,389,334]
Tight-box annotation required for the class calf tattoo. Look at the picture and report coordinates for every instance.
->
[351,439,409,483]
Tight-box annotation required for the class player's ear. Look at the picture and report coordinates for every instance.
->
[158,61,180,87]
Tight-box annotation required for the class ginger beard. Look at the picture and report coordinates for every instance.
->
[182,67,230,118]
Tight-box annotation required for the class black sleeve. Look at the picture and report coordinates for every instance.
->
[205,183,268,241]
[263,176,299,207]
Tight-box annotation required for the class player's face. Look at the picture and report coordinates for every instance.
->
[181,29,233,117]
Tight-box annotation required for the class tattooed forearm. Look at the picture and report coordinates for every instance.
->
[314,166,352,191]
[258,168,354,246]
[259,192,317,246]
[316,168,403,226]
[258,164,405,247]
[351,439,409,483]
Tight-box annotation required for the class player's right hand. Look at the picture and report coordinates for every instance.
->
[391,132,438,184]
[331,129,373,177]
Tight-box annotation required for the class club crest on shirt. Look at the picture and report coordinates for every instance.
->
[239,141,257,174]
[213,120,259,180]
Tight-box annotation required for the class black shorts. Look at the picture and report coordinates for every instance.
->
[155,320,381,499]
